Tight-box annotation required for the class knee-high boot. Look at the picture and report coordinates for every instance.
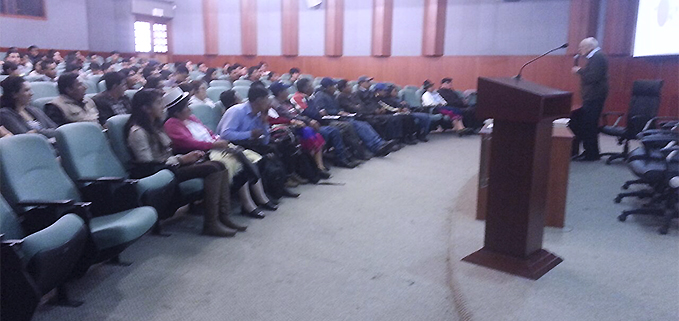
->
[218,170,247,231]
[202,171,237,237]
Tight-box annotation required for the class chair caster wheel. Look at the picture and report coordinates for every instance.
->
[622,184,630,190]
[618,214,627,222]
[614,196,622,203]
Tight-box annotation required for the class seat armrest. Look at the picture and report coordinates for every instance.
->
[17,199,75,207]
[644,117,679,131]
[14,201,92,234]
[600,111,624,127]
[78,177,139,184]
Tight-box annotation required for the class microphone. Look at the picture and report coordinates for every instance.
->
[514,43,569,80]
[573,54,580,67]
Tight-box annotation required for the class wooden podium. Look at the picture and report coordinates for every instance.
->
[462,77,572,280]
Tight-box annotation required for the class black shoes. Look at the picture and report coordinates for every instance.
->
[402,137,418,145]
[457,128,474,137]
[242,208,265,219]
[259,201,278,211]
[318,169,331,179]
[335,159,360,168]
[572,153,601,162]
[281,187,300,198]
[418,135,429,142]
[375,140,397,157]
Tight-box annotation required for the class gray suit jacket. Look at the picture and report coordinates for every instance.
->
[577,50,609,102]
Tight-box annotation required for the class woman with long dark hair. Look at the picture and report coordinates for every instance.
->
[124,89,246,237]
[0,76,57,137]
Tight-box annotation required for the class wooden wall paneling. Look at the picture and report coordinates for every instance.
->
[325,0,344,57]
[422,0,446,56]
[372,0,393,57]
[566,0,600,55]
[240,0,257,56]
[281,0,299,56]
[602,0,639,56]
[203,0,219,56]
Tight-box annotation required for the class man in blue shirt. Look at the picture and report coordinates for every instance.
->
[217,86,271,145]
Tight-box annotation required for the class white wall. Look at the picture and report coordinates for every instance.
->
[444,0,570,56]
[298,0,325,56]
[343,0,372,56]
[172,0,205,55]
[218,0,242,55]
[257,0,282,56]
[0,0,90,50]
[392,0,424,56]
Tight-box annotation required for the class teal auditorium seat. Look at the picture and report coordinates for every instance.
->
[189,71,204,80]
[28,81,58,100]
[84,79,99,94]
[105,115,204,206]
[124,89,138,100]
[190,103,222,133]
[30,97,54,111]
[97,80,107,93]
[0,134,157,267]
[399,87,422,108]
[1,195,88,321]
[207,86,228,103]
[210,79,232,89]
[232,86,250,101]
[233,79,252,87]
[54,122,176,224]
[214,101,226,114]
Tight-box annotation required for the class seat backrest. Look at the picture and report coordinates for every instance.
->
[233,86,250,102]
[0,194,25,239]
[0,134,82,208]
[105,115,133,167]
[55,122,128,182]
[207,86,228,103]
[28,82,58,100]
[233,79,252,87]
[210,80,232,89]
[404,85,419,91]
[626,79,664,136]
[30,97,54,111]
[401,88,422,108]
[84,79,99,94]
[189,71,204,80]
[190,104,222,133]
[214,101,226,115]
[97,80,107,93]
[124,89,138,100]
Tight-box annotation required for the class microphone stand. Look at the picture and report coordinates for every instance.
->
[514,44,568,80]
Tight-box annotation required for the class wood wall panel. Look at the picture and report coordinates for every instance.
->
[372,0,393,57]
[325,0,344,57]
[603,0,639,56]
[240,0,257,56]
[281,0,299,56]
[422,0,446,56]
[566,0,600,55]
[174,54,678,119]
[203,0,219,56]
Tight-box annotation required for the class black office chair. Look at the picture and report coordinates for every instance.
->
[600,79,664,164]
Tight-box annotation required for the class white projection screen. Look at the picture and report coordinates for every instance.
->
[633,0,679,57]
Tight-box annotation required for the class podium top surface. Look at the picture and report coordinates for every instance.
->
[476,77,573,122]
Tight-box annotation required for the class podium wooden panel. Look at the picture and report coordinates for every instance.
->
[462,77,572,280]
[476,125,573,228]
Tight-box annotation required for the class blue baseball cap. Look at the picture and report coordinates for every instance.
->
[269,81,291,95]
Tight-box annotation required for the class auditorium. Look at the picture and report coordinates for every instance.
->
[0,0,677,320]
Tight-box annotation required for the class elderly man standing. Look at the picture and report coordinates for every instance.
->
[570,37,609,161]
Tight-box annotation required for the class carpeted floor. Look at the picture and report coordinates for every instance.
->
[31,133,678,321]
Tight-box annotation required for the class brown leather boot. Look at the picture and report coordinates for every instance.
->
[217,169,247,232]
[202,171,237,237]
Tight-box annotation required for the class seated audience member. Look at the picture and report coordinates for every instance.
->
[0,126,12,138]
[92,71,131,125]
[220,63,231,79]
[222,65,240,81]
[0,76,57,137]
[27,45,41,65]
[27,60,58,82]
[163,88,277,217]
[86,62,104,78]
[437,78,482,129]
[219,90,241,112]
[201,68,217,84]
[197,62,209,74]
[2,61,19,76]
[165,65,190,87]
[291,78,359,168]
[45,72,99,126]
[371,83,420,145]
[314,78,396,157]
[125,89,244,236]
[351,76,404,144]
[421,80,470,135]
[383,84,432,142]
[288,68,301,83]
[107,51,121,64]
[144,75,165,90]
[244,66,262,82]
[188,81,216,108]
[269,82,330,179]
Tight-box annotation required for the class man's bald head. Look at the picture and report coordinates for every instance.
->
[578,37,599,56]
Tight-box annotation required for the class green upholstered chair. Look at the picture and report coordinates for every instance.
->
[1,195,88,321]
[54,123,175,227]
[27,81,58,100]
[0,134,157,267]
[233,79,252,87]
[84,78,99,94]
[97,80,107,93]
[30,97,54,111]
[232,86,250,102]
[124,89,138,100]
[104,115,204,208]
[399,88,422,108]
[210,79,232,89]
[190,103,223,133]
[214,101,226,114]
[206,86,228,103]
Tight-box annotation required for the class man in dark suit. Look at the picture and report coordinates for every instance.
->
[570,37,609,161]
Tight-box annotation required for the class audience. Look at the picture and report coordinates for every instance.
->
[44,72,98,125]
[0,76,57,137]
[188,81,216,108]
[92,71,131,125]
[26,59,57,82]
[165,65,190,87]
[421,80,470,135]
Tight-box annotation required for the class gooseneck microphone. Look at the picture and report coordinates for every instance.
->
[514,43,569,80]
[573,54,580,67]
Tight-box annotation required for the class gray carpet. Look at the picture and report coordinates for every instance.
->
[31,134,678,321]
